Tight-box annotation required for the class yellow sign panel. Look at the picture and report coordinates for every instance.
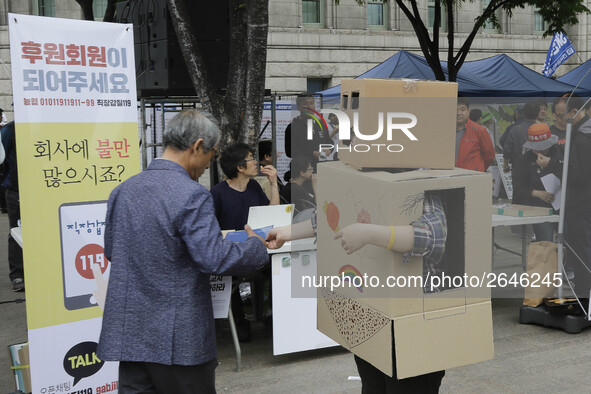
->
[18,122,140,329]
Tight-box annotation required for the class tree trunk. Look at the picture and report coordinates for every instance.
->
[76,0,94,21]
[394,0,446,81]
[224,0,249,145]
[166,0,223,121]
[446,0,454,81]
[103,0,116,22]
[240,0,269,145]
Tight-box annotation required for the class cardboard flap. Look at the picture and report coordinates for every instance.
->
[317,289,394,376]
[422,288,467,316]
[393,302,494,379]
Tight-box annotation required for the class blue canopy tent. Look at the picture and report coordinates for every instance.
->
[318,50,586,103]
[557,58,591,92]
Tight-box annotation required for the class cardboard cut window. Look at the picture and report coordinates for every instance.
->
[433,187,465,293]
[351,91,360,110]
[316,161,494,379]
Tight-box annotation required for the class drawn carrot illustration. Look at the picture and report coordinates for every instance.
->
[324,201,340,232]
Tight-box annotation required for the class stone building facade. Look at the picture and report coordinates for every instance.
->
[0,0,589,119]
[267,0,591,93]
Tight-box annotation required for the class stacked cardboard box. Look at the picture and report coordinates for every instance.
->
[316,79,494,379]
[337,79,457,170]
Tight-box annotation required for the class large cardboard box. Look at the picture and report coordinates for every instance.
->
[316,161,494,379]
[337,78,458,170]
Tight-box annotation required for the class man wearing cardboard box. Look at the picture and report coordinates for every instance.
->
[266,191,449,392]
[456,97,495,172]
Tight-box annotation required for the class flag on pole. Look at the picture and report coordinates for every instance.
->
[542,32,576,77]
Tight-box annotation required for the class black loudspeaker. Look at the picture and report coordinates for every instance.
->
[115,0,229,97]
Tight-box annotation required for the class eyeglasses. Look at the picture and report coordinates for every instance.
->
[555,113,566,118]
[243,157,257,164]
[306,167,313,171]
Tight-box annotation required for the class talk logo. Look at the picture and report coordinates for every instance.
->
[63,341,104,385]
[339,264,364,293]
[324,201,340,232]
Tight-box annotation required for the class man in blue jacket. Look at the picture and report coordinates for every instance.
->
[97,109,269,393]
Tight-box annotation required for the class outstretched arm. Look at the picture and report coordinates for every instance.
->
[265,219,315,249]
[334,223,414,255]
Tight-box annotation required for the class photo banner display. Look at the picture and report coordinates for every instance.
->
[9,13,139,392]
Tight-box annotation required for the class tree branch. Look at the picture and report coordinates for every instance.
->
[446,0,454,80]
[453,0,509,71]
[103,0,116,22]
[76,0,94,21]
[166,0,223,120]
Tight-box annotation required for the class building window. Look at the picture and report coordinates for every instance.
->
[93,0,108,20]
[534,9,548,33]
[482,0,498,32]
[368,2,387,30]
[38,0,56,17]
[427,0,446,31]
[303,0,322,26]
[307,78,328,94]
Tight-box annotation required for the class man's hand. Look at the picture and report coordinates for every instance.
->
[265,226,291,249]
[260,165,278,186]
[536,153,550,168]
[532,190,554,203]
[334,224,369,255]
[245,224,266,245]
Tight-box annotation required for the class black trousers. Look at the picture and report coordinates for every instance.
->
[119,359,217,394]
[354,354,445,394]
[6,189,23,281]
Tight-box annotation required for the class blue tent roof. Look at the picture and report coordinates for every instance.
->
[318,50,584,103]
[557,58,591,92]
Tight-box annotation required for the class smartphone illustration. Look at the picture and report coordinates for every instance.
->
[59,201,109,311]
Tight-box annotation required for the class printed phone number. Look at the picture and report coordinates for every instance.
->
[29,98,95,107]
[24,98,133,107]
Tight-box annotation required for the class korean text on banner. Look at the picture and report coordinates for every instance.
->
[542,32,576,77]
[8,13,139,393]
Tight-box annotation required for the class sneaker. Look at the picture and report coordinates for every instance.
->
[12,277,24,292]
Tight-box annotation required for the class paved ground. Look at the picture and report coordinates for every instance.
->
[2,214,591,393]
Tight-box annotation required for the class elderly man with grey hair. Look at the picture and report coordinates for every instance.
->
[97,109,268,393]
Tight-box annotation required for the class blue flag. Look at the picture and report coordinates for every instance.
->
[542,32,576,77]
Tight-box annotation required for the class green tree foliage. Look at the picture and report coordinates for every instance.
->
[351,0,590,81]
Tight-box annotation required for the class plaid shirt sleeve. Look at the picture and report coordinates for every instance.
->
[403,192,447,262]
